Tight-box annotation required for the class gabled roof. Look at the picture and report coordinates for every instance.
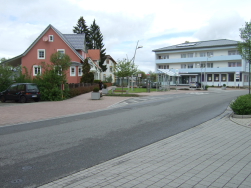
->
[3,24,89,67]
[152,39,239,52]
[105,55,116,64]
[86,49,100,61]
[63,34,86,50]
[23,24,87,56]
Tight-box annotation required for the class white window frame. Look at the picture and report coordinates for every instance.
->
[38,49,45,59]
[49,35,54,42]
[70,66,76,76]
[181,54,186,58]
[33,65,42,76]
[78,67,83,76]
[57,49,65,54]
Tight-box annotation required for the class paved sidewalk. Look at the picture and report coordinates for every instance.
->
[39,107,251,188]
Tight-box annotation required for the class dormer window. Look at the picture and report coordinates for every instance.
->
[49,35,54,42]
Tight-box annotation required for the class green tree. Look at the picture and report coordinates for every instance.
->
[73,16,92,50]
[148,71,157,82]
[33,52,71,101]
[89,19,107,72]
[13,66,33,83]
[136,70,147,79]
[238,21,251,94]
[0,57,7,63]
[114,59,138,92]
[0,64,14,91]
[81,58,94,83]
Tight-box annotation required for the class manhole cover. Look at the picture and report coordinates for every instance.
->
[11,179,23,184]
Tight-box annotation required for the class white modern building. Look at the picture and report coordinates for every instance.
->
[153,39,249,87]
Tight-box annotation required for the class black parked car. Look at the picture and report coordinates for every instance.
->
[0,83,41,103]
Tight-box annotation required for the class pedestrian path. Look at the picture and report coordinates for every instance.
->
[39,107,251,188]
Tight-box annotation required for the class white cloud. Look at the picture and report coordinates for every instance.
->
[194,10,245,41]
[0,0,251,72]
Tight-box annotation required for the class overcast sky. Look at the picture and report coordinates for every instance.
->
[0,0,250,72]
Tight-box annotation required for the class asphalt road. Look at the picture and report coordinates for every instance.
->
[0,89,248,187]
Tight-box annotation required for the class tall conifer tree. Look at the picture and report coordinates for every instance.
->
[89,19,107,72]
[73,16,92,50]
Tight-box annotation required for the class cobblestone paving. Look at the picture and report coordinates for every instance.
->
[39,108,251,188]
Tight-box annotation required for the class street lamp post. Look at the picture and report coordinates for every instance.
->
[131,40,143,91]
[197,62,202,89]
[175,69,179,91]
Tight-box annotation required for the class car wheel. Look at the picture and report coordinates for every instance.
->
[19,96,27,103]
[1,96,6,103]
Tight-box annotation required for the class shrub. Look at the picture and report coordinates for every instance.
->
[93,80,101,83]
[93,87,99,92]
[68,84,98,98]
[103,84,107,89]
[230,94,251,115]
[223,84,226,87]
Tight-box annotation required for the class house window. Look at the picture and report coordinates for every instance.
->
[187,53,193,58]
[57,49,65,54]
[78,67,83,76]
[33,65,42,76]
[200,52,206,57]
[228,62,242,67]
[228,50,239,55]
[103,74,106,81]
[229,73,234,81]
[181,54,186,58]
[221,74,226,81]
[214,74,219,81]
[207,74,212,82]
[159,55,169,59]
[207,52,213,57]
[181,64,186,69]
[38,49,45,59]
[49,35,54,42]
[110,66,112,72]
[106,59,109,64]
[207,63,213,68]
[188,64,193,69]
[70,66,76,76]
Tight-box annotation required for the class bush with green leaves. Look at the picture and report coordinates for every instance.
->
[230,94,251,115]
[0,64,15,91]
[93,87,99,92]
[33,52,71,101]
[69,84,98,98]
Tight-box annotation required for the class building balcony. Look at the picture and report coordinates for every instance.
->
[155,55,242,64]
[177,67,243,74]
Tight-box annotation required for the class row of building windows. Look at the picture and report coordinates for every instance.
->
[157,50,240,59]
[205,73,242,82]
[158,62,241,70]
[37,49,65,59]
[33,65,82,77]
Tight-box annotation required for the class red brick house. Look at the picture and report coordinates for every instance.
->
[3,24,102,83]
